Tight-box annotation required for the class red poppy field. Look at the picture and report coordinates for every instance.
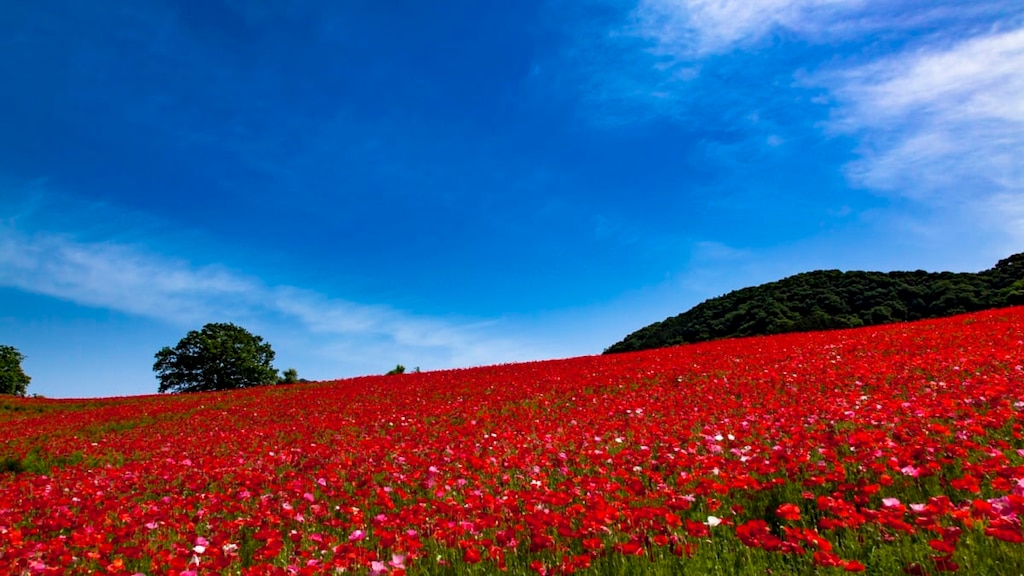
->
[2,308,1024,575]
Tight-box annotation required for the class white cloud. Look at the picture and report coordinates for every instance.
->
[0,225,548,372]
[555,0,866,126]
[0,230,256,321]
[820,26,1024,206]
[602,2,1024,249]
[594,1,1024,253]
[982,193,1024,253]
[629,0,861,56]
[691,240,751,262]
[561,0,1020,129]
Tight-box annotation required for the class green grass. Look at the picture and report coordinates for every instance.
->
[0,447,126,475]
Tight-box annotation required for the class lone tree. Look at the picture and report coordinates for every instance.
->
[154,323,279,393]
[0,345,31,396]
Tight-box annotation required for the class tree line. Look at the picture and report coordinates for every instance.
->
[11,252,1021,395]
[605,252,1024,354]
[2,321,419,396]
[1,324,305,397]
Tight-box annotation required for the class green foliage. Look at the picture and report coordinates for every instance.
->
[154,323,279,393]
[386,364,406,375]
[0,345,30,396]
[278,367,300,384]
[606,252,1024,354]
[0,447,128,475]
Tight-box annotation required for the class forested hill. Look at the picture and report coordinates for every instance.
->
[604,253,1024,354]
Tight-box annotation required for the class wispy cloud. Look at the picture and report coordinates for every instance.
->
[804,21,1024,260]
[818,26,1024,204]
[584,1,1024,194]
[558,0,1020,128]
[691,240,751,262]
[627,0,1017,58]
[987,192,1024,247]
[559,1,1024,255]
[0,229,256,322]
[0,225,544,372]
[628,0,861,57]
[550,0,865,125]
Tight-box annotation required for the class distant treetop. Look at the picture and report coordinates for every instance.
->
[0,345,31,396]
[279,367,300,384]
[154,323,280,393]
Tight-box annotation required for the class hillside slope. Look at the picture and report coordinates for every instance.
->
[3,309,1024,574]
[605,252,1024,354]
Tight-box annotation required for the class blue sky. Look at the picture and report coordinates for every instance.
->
[2,0,1023,398]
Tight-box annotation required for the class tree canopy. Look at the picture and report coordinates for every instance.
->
[154,323,279,393]
[605,252,1024,354]
[0,345,31,396]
